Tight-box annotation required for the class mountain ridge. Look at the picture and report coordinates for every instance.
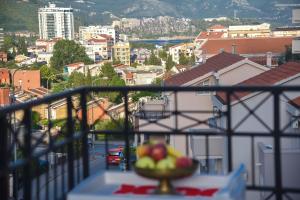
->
[0,0,297,32]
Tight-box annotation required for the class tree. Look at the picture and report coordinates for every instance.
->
[148,51,162,65]
[179,53,189,65]
[158,50,168,61]
[165,54,175,71]
[112,57,121,65]
[86,69,92,86]
[16,37,28,55]
[101,63,116,79]
[285,45,300,62]
[189,53,196,65]
[50,40,93,71]
[68,71,86,88]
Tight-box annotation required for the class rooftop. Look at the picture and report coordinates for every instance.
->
[200,37,293,55]
[216,62,300,103]
[165,52,244,86]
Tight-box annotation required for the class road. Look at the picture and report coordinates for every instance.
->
[16,143,123,200]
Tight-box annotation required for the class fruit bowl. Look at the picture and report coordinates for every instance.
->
[133,159,199,195]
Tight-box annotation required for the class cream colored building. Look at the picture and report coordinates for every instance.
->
[113,42,130,65]
[228,23,271,38]
[137,52,269,176]
[169,43,194,64]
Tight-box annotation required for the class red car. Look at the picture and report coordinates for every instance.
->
[107,147,123,165]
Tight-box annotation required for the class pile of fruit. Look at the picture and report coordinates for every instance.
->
[135,143,193,170]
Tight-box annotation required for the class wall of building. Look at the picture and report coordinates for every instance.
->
[13,70,40,90]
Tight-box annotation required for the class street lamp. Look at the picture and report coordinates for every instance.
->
[90,77,102,149]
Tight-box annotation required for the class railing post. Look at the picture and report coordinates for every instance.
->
[80,90,89,178]
[66,97,75,190]
[0,114,9,200]
[124,90,130,170]
[23,108,32,200]
[273,91,282,200]
[226,91,233,172]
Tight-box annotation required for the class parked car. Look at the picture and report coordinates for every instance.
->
[106,147,123,165]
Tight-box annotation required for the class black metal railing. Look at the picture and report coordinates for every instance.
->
[0,86,300,200]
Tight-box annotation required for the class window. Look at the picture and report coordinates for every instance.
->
[197,79,210,95]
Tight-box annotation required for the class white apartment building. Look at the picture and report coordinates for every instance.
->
[169,43,194,64]
[38,3,74,40]
[79,25,119,43]
[82,35,114,62]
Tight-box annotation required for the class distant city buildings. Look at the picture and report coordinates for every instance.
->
[79,25,119,43]
[113,42,130,65]
[38,3,74,40]
[228,23,271,38]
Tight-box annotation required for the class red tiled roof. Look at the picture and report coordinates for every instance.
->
[196,32,225,40]
[208,25,226,30]
[216,62,300,104]
[66,62,84,68]
[164,52,245,86]
[249,57,278,66]
[88,38,107,43]
[99,34,113,39]
[201,37,293,55]
[289,96,300,107]
[126,72,133,79]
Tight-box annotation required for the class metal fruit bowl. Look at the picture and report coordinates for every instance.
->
[133,159,199,195]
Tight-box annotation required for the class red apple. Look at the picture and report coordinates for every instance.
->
[151,143,167,161]
[176,157,193,168]
[137,144,152,157]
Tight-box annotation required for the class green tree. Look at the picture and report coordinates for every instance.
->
[112,57,121,65]
[31,111,41,129]
[189,53,196,65]
[148,51,162,65]
[50,40,93,71]
[16,37,28,55]
[68,71,86,88]
[165,54,175,71]
[101,63,116,79]
[108,75,126,104]
[179,53,189,65]
[144,57,149,65]
[158,50,168,61]
[86,69,92,85]
[2,36,14,52]
[285,45,300,62]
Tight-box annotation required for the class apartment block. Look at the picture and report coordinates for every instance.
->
[38,3,74,40]
[169,43,194,64]
[228,23,271,38]
[79,25,119,43]
[113,42,130,65]
[83,34,114,62]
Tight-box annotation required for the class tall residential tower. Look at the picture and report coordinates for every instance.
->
[38,3,74,40]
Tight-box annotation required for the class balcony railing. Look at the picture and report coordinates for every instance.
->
[0,85,300,200]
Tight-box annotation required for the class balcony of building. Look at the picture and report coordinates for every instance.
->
[0,86,300,200]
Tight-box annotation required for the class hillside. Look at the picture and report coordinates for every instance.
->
[0,0,297,32]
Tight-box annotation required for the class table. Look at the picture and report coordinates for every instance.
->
[67,165,245,200]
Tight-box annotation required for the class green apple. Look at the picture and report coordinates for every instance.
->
[136,156,155,169]
[156,157,176,170]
